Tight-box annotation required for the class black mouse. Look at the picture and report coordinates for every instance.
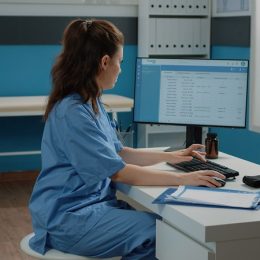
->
[213,177,226,187]
[199,177,226,188]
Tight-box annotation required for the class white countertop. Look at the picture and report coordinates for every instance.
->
[0,94,134,116]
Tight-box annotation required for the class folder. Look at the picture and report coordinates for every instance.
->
[149,18,157,55]
[153,186,260,210]
[200,18,210,55]
[156,18,173,55]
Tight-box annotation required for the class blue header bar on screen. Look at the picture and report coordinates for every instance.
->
[160,65,248,73]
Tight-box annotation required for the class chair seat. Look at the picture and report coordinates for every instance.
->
[20,233,121,260]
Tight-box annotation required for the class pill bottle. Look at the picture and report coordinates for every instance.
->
[205,132,218,159]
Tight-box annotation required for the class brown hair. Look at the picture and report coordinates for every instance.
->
[44,19,124,120]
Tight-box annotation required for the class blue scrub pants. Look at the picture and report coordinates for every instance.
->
[63,203,158,259]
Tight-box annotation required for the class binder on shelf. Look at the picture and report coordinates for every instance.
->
[155,18,164,54]
[149,18,156,55]
[200,0,209,15]
[200,18,210,54]
[192,18,201,54]
[163,0,172,15]
[149,0,161,15]
[173,0,182,14]
[183,18,193,54]
[153,186,260,210]
[156,18,172,55]
[171,19,179,53]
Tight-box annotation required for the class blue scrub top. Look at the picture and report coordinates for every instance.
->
[29,93,126,254]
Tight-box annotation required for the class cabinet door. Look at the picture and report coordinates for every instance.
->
[156,220,215,260]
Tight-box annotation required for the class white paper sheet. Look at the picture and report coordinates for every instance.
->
[169,186,260,209]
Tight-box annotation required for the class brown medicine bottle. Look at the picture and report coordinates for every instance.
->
[205,133,218,159]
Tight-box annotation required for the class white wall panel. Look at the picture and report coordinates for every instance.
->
[250,0,260,132]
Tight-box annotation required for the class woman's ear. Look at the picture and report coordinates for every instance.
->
[100,55,110,70]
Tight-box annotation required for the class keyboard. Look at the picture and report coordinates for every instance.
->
[167,157,239,179]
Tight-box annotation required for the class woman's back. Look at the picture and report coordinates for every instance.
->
[29,93,125,254]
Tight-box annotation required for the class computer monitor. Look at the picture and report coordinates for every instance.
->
[134,58,249,147]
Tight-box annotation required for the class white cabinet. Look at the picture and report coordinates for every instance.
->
[137,124,186,149]
[156,220,215,260]
[137,0,211,148]
[138,0,211,57]
[137,124,207,149]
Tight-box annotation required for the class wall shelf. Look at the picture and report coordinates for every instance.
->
[137,0,211,148]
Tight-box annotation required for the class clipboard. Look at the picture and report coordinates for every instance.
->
[153,186,260,210]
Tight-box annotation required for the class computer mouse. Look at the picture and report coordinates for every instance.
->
[213,177,226,187]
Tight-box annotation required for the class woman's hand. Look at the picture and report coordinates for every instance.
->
[179,170,226,188]
[167,144,206,165]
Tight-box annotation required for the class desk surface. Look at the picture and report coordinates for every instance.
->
[0,94,134,116]
[117,151,260,245]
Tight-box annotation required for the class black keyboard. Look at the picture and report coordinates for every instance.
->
[167,158,239,179]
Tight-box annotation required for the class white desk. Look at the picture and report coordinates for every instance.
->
[117,151,260,260]
[0,94,134,156]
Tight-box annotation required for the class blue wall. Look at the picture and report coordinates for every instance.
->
[0,45,137,172]
[211,46,260,164]
[1,44,260,171]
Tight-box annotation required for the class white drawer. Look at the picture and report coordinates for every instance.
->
[156,220,215,260]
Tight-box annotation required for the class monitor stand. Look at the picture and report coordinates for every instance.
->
[164,126,202,152]
[185,126,202,148]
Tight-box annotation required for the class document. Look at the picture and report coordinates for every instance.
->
[217,0,249,13]
[153,186,260,209]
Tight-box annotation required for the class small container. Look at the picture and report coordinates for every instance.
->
[205,132,218,159]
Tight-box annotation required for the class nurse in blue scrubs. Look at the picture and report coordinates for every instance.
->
[29,19,224,259]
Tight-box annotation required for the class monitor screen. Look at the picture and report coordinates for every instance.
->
[134,58,249,128]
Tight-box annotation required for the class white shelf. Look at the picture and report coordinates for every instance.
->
[0,0,138,16]
[0,94,133,117]
[0,0,138,4]
[136,0,211,148]
[138,0,211,57]
[0,95,134,157]
[141,124,186,134]
[149,0,209,16]
[137,124,186,148]
[137,124,208,148]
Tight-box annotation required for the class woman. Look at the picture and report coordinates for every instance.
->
[29,19,224,259]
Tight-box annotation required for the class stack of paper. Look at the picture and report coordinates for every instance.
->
[153,186,260,209]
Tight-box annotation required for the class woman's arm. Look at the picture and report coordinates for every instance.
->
[118,144,206,166]
[116,144,225,187]
[118,147,172,166]
[111,164,225,188]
